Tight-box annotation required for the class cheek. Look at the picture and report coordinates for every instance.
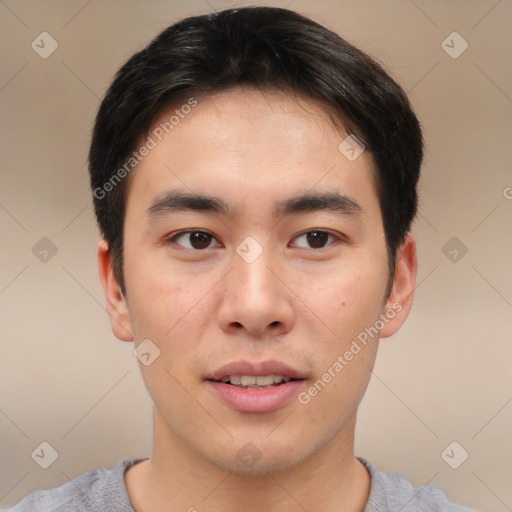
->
[124,260,214,388]
[124,252,195,336]
[302,346,377,435]
[307,260,385,406]
[293,259,387,339]
[297,271,382,422]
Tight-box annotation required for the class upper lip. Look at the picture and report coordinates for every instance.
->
[205,359,308,381]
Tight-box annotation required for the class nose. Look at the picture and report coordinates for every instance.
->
[216,244,295,339]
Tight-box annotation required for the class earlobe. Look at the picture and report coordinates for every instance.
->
[379,233,417,339]
[97,239,134,342]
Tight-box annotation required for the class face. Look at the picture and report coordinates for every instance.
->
[99,87,416,476]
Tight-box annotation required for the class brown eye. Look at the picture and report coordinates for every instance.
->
[292,230,336,249]
[306,231,329,248]
[189,232,213,249]
[170,231,220,250]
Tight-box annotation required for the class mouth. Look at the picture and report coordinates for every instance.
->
[204,360,308,413]
[205,359,308,383]
[207,374,302,389]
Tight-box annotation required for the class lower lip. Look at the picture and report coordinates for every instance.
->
[206,380,306,413]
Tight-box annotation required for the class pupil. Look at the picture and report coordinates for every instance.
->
[191,232,211,249]
[307,231,328,248]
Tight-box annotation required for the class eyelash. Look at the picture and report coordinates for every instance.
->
[166,230,340,251]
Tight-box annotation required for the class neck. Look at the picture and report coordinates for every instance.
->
[125,408,370,512]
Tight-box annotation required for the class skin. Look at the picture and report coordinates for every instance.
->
[97,87,417,512]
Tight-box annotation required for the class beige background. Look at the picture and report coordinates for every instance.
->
[1,0,511,510]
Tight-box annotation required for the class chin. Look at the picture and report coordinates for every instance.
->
[201,437,313,477]
[213,452,305,477]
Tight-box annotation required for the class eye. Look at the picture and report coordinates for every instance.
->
[291,230,338,249]
[167,230,222,250]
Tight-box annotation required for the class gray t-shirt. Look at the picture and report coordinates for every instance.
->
[6,457,476,511]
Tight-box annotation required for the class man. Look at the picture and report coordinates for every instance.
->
[8,6,475,511]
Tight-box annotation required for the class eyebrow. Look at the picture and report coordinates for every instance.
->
[145,190,362,219]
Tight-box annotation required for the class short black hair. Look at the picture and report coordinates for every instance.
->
[89,6,423,297]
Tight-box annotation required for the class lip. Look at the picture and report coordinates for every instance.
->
[206,379,307,413]
[204,359,308,414]
[205,359,308,381]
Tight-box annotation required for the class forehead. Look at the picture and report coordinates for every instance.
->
[125,87,378,214]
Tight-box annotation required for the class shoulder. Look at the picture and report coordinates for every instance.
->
[358,457,476,512]
[5,459,145,512]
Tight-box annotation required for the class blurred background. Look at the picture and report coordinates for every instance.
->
[1,1,511,510]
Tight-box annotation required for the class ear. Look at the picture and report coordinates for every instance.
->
[97,239,134,342]
[379,233,417,339]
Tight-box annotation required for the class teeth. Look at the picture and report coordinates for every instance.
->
[241,375,256,386]
[252,375,274,386]
[219,375,292,386]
